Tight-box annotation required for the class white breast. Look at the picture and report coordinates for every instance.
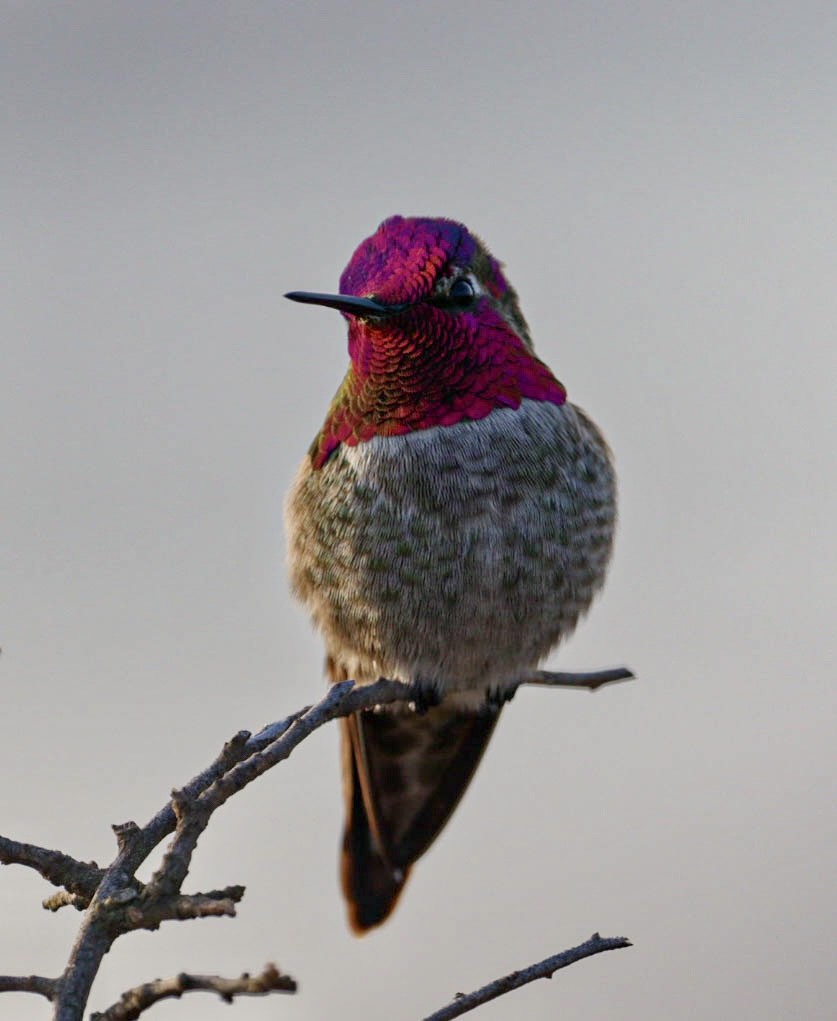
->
[286,399,616,694]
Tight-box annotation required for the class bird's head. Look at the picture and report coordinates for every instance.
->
[287,216,565,466]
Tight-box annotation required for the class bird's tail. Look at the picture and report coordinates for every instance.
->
[339,702,499,933]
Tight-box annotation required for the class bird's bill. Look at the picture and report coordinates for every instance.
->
[284,291,408,318]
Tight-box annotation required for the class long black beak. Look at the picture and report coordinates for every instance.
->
[284,291,408,318]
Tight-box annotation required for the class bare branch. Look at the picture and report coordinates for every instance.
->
[89,963,297,1021]
[519,666,634,690]
[0,666,633,1019]
[0,974,58,1000]
[0,835,103,900]
[143,680,411,903]
[120,887,246,932]
[51,682,397,1019]
[422,933,633,1021]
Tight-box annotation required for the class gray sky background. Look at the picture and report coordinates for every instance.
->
[2,4,835,1019]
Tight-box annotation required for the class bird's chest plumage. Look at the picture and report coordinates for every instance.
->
[286,399,615,691]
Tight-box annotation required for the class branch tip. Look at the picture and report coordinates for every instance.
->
[111,822,140,853]
[422,933,632,1020]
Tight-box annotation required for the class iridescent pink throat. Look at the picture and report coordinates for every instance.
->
[311,304,566,468]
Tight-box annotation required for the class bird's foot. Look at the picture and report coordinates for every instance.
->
[407,680,442,715]
[485,685,517,709]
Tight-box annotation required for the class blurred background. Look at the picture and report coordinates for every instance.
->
[2,3,835,1019]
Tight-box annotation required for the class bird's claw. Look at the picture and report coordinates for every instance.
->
[407,680,442,714]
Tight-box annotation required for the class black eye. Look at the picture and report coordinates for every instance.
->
[448,277,476,308]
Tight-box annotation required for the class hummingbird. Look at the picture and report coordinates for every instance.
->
[285,216,616,933]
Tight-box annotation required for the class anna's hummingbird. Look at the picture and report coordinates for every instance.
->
[285,216,616,933]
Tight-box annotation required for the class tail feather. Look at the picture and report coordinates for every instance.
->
[339,704,499,933]
[340,717,411,933]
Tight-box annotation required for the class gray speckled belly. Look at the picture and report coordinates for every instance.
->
[286,399,616,693]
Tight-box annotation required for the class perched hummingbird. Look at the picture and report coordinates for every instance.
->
[285,216,616,933]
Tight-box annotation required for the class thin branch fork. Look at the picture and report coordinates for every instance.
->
[0,664,633,1020]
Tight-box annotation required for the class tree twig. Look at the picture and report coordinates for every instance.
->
[0,974,58,1001]
[50,681,402,1020]
[118,887,246,931]
[0,836,103,901]
[520,666,634,690]
[89,963,296,1021]
[0,665,633,1020]
[421,933,633,1020]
